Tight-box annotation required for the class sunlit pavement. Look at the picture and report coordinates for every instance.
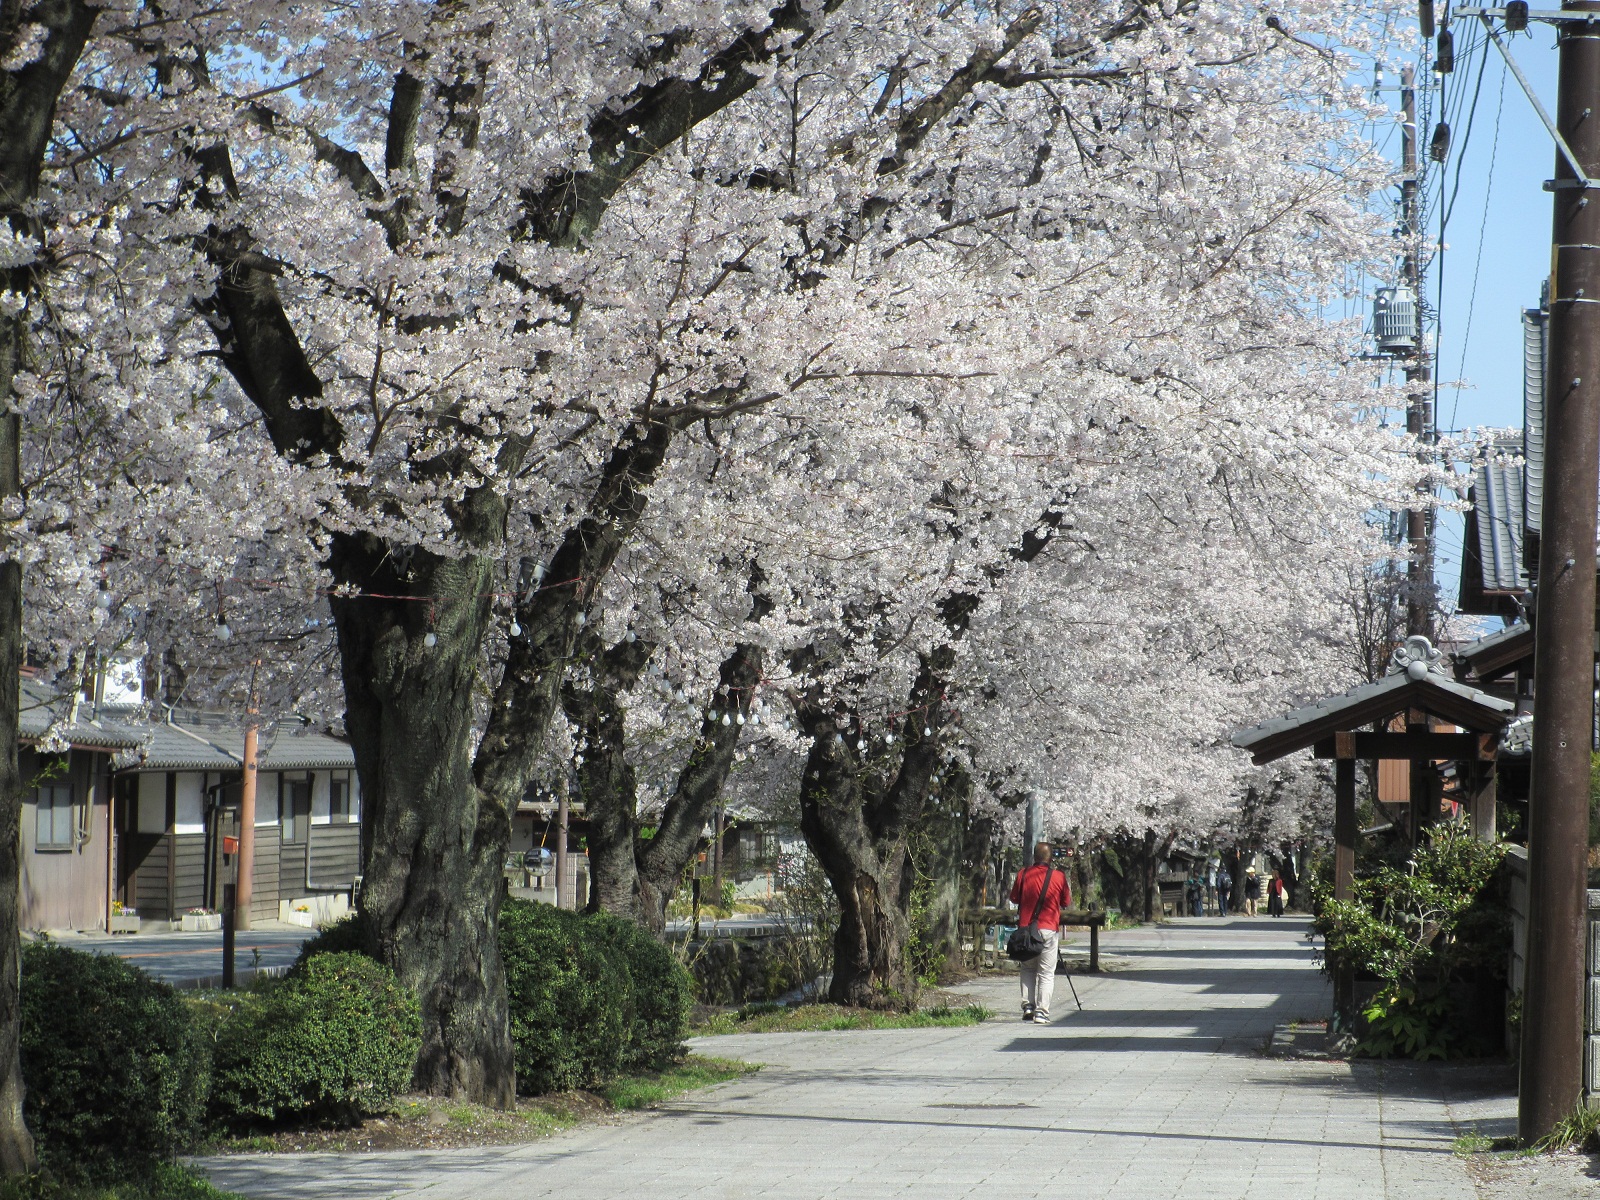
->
[195,917,1596,1199]
[46,926,315,986]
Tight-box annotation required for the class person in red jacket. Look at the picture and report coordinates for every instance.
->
[1010,842,1072,1024]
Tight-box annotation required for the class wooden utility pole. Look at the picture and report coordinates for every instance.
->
[555,789,569,909]
[234,677,259,932]
[1522,0,1600,1144]
[1400,64,1436,641]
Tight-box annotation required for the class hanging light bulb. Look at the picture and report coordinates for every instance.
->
[423,632,438,648]
[94,590,113,610]
[675,687,687,701]
[923,726,932,738]
[856,738,866,751]
[625,629,637,642]
[749,712,760,726]
[509,621,522,637]
[215,622,233,642]
[834,733,845,745]
[575,611,586,627]
[736,712,746,725]
[722,714,732,727]
[708,709,720,722]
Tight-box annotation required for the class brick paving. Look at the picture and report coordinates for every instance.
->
[195,917,1596,1199]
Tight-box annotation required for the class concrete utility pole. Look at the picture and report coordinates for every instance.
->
[1400,64,1436,642]
[233,681,260,933]
[1522,0,1600,1144]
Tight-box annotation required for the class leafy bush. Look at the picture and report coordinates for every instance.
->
[19,942,208,1180]
[1313,823,1509,1059]
[583,914,692,1070]
[499,900,628,1093]
[295,901,691,1094]
[209,952,420,1126]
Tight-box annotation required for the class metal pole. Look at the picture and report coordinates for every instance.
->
[1333,753,1357,1041]
[221,882,236,989]
[1522,0,1600,1143]
[1401,65,1436,639]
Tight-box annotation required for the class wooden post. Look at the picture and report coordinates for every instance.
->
[1465,744,1498,842]
[1333,739,1358,1041]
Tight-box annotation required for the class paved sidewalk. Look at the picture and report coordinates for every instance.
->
[41,925,315,985]
[196,917,1595,1199]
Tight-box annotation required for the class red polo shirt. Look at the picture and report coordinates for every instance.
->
[1010,863,1071,932]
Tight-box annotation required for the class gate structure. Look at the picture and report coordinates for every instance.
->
[1231,636,1514,1037]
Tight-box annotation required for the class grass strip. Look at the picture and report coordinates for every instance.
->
[600,1056,757,1111]
[695,1002,991,1036]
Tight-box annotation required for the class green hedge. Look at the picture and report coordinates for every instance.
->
[19,942,207,1181]
[208,952,421,1127]
[301,901,692,1094]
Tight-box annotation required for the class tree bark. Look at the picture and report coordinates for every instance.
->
[328,535,515,1105]
[0,1,98,1173]
[569,630,764,932]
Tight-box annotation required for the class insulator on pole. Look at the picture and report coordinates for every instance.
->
[1429,121,1451,163]
[1418,0,1436,39]
[1505,1,1529,32]
[1435,26,1454,75]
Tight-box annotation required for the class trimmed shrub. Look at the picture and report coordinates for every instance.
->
[209,952,420,1126]
[295,901,693,1093]
[19,942,207,1180]
[499,900,628,1093]
[584,914,692,1070]
[288,910,375,970]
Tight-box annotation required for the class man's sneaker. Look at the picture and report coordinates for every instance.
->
[1032,1011,1050,1024]
[1021,1004,1035,1021]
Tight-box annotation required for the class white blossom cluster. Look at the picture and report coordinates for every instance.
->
[12,0,1431,840]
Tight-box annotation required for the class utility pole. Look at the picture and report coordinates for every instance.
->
[1400,63,1436,642]
[233,670,259,932]
[1522,0,1600,1144]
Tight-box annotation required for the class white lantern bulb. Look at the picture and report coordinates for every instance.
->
[722,714,732,727]
[215,622,232,642]
[575,611,586,627]
[509,622,522,637]
[423,632,438,648]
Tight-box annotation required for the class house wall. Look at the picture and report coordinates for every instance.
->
[18,748,111,931]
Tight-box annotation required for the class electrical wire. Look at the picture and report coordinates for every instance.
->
[1449,57,1507,435]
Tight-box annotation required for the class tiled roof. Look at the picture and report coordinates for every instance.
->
[17,677,353,771]
[1232,670,1514,765]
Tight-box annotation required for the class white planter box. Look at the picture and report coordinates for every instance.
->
[285,910,316,928]
[108,914,140,935]
[180,913,222,932]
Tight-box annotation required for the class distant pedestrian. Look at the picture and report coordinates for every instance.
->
[1186,874,1203,917]
[1267,871,1286,918]
[1009,842,1071,1024]
[1215,866,1233,917]
[1244,867,1261,917]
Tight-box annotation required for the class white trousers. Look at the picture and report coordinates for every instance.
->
[1019,930,1060,1015]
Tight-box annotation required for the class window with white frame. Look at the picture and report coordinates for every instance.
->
[34,782,74,849]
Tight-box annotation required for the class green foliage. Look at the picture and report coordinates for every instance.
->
[208,952,421,1127]
[1537,1101,1600,1153]
[0,1163,242,1200]
[498,899,691,1094]
[288,911,374,970]
[581,912,693,1070]
[597,1056,755,1111]
[1312,823,1510,1059]
[694,1001,990,1035]
[19,943,208,1182]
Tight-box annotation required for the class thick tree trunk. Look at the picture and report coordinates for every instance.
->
[329,537,515,1106]
[568,632,763,932]
[0,1,98,1173]
[798,732,912,1006]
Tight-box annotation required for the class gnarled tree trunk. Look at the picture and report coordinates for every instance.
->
[0,2,98,1173]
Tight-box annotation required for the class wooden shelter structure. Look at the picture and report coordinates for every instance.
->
[1231,636,1515,1032]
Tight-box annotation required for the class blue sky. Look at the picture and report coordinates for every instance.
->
[1406,22,1556,621]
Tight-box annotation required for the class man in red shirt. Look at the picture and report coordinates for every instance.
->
[1010,842,1071,1023]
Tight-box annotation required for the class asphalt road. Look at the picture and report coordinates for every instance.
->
[48,926,318,986]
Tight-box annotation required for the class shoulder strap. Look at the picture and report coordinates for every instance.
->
[1024,865,1055,930]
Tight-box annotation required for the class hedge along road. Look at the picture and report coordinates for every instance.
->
[197,918,1590,1200]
